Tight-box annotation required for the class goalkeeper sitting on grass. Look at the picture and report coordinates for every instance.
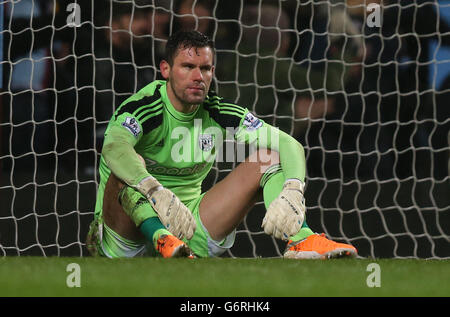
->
[86,30,358,259]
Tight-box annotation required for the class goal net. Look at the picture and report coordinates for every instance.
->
[1,0,449,258]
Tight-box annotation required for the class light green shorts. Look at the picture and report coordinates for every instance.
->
[86,193,236,258]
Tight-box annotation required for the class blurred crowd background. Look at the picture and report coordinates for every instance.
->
[1,0,449,257]
[2,0,449,181]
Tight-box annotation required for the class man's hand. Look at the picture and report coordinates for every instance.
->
[135,176,196,240]
[261,179,306,240]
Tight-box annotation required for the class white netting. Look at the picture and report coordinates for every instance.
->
[0,0,449,258]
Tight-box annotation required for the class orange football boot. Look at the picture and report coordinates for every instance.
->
[156,234,194,258]
[284,233,357,259]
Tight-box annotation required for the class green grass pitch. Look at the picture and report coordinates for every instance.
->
[1,257,449,297]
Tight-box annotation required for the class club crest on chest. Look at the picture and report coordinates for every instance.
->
[198,134,213,151]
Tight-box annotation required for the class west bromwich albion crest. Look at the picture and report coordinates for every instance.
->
[199,134,213,151]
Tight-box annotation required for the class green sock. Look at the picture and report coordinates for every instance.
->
[260,164,313,242]
[139,217,172,248]
[289,227,315,242]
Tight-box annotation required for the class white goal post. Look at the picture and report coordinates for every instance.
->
[0,0,449,258]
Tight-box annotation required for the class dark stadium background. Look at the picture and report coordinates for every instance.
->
[1,0,449,258]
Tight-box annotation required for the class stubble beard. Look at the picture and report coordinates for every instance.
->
[170,79,206,108]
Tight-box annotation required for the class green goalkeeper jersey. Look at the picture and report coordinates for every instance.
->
[95,80,305,219]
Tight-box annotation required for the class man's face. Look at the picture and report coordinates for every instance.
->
[161,46,215,109]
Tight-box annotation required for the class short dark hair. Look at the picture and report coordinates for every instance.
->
[164,30,215,65]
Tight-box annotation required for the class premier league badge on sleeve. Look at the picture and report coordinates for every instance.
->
[122,117,141,137]
[199,134,213,152]
[243,112,263,131]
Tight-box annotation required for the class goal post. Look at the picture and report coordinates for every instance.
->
[0,0,449,258]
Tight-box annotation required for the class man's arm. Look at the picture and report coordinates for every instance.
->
[102,124,150,187]
[204,94,307,239]
[236,117,307,240]
[236,117,306,182]
[101,121,196,240]
[264,125,306,182]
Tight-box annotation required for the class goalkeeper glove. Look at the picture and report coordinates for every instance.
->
[135,176,196,240]
[261,179,306,241]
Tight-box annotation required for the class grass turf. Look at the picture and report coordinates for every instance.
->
[1,257,449,297]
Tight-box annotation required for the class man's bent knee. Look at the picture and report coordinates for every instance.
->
[246,148,280,174]
[102,154,154,241]
[102,174,145,241]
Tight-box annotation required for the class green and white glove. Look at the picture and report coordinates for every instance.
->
[135,176,196,240]
[261,179,306,241]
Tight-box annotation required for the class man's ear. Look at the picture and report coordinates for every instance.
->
[160,60,170,79]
